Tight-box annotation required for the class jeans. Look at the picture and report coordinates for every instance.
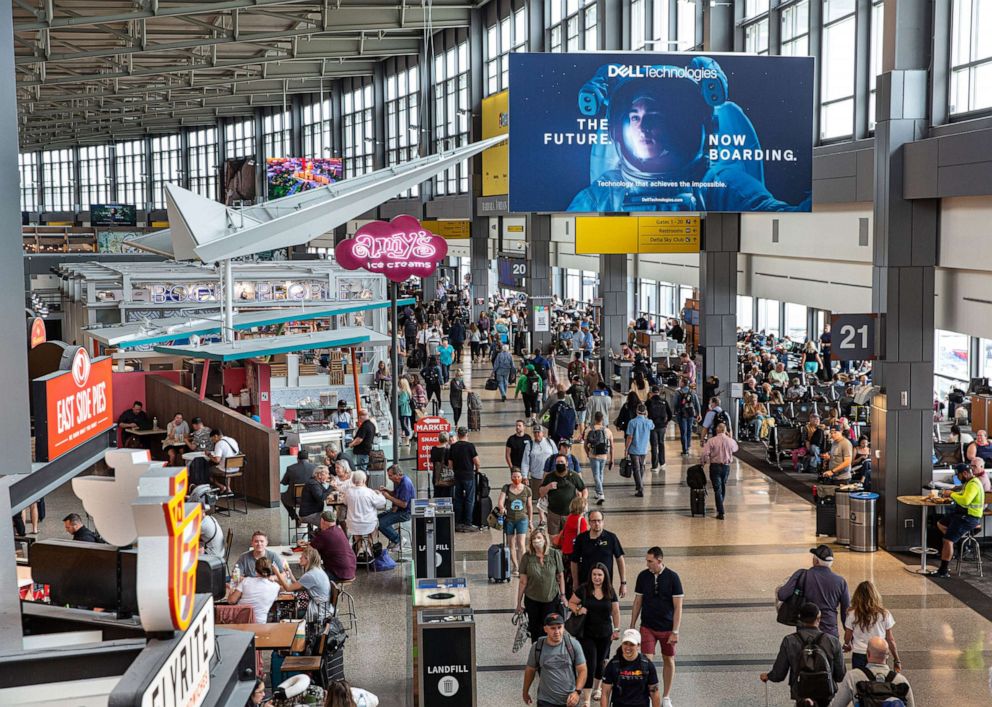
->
[377,509,410,544]
[804,445,821,472]
[650,426,666,466]
[677,416,694,453]
[709,463,730,515]
[589,458,606,496]
[400,415,412,438]
[440,362,450,384]
[495,370,511,398]
[751,416,765,440]
[353,453,369,471]
[453,476,476,526]
[630,454,646,492]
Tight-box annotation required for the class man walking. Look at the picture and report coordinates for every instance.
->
[776,545,850,638]
[624,404,654,498]
[700,422,738,520]
[522,425,558,502]
[506,419,534,471]
[761,603,845,707]
[523,613,587,707]
[828,636,914,707]
[673,383,701,456]
[645,386,671,472]
[570,509,627,595]
[540,454,587,536]
[630,547,683,707]
[447,427,482,532]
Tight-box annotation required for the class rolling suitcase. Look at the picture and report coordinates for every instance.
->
[690,488,707,517]
[473,495,493,529]
[468,407,481,431]
[488,527,511,583]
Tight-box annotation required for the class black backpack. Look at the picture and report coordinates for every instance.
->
[422,366,439,385]
[527,373,542,396]
[570,383,588,411]
[586,427,609,455]
[710,409,731,434]
[853,667,909,707]
[475,471,491,500]
[678,392,695,417]
[605,654,653,701]
[686,464,707,489]
[794,633,837,702]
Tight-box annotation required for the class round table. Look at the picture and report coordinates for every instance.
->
[182,451,207,462]
[897,495,953,574]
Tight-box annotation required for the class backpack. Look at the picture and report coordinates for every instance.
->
[475,471,491,500]
[530,357,548,380]
[553,403,577,438]
[422,366,439,385]
[685,464,707,489]
[527,373,542,396]
[678,392,695,417]
[570,383,588,411]
[710,409,731,434]
[853,667,909,707]
[794,633,837,702]
[587,427,609,455]
[534,636,577,680]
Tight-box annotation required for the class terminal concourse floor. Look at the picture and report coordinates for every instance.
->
[33,359,992,706]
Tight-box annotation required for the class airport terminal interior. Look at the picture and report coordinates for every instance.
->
[3,1,992,706]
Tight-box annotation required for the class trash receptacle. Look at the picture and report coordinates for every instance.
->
[835,489,851,546]
[850,492,879,552]
[813,485,836,537]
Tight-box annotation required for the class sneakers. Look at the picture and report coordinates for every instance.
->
[387,540,400,550]
[634,490,644,497]
[716,513,725,520]
[926,569,951,578]
[662,698,673,707]
[596,494,605,505]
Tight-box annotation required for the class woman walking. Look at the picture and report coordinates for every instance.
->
[515,527,566,641]
[496,468,533,576]
[843,580,901,671]
[397,377,413,442]
[567,562,621,706]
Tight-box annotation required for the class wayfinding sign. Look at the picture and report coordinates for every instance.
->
[831,313,877,361]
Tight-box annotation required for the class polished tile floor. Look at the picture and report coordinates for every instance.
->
[35,360,992,706]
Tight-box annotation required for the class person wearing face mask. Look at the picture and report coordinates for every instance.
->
[673,382,701,456]
[540,454,588,537]
[516,527,567,643]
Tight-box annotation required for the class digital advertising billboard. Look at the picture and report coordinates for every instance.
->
[91,203,138,227]
[508,53,814,214]
[266,157,343,200]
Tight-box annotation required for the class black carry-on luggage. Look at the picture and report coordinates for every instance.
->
[687,465,707,517]
[690,488,707,517]
[488,523,511,583]
[473,495,493,529]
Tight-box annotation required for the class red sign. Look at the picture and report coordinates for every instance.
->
[28,317,46,349]
[32,350,114,462]
[414,416,451,472]
[334,215,449,283]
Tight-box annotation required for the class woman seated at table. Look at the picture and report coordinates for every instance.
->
[164,413,190,466]
[227,556,281,624]
[276,546,332,621]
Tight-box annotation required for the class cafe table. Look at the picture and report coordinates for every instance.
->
[182,451,207,462]
[897,494,953,574]
[222,620,305,651]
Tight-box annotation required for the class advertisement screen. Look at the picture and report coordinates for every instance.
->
[91,203,137,226]
[508,53,814,213]
[266,157,343,200]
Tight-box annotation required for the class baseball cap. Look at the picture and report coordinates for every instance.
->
[810,544,834,562]
[829,424,842,432]
[559,439,573,447]
[320,509,337,523]
[544,613,565,626]
[621,629,642,645]
[955,462,970,473]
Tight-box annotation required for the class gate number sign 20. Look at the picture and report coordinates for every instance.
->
[830,313,876,361]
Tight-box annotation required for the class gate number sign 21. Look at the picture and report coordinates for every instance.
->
[830,313,877,361]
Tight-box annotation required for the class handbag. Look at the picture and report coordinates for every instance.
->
[618,458,633,479]
[775,569,808,626]
[511,610,530,653]
[369,449,386,471]
[564,608,586,638]
[485,376,499,391]
[487,508,503,530]
[433,461,454,487]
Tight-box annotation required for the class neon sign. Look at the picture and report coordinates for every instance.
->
[335,215,449,283]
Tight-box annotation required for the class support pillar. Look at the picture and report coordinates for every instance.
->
[599,254,630,383]
[470,215,492,319]
[871,0,936,551]
[700,215,739,412]
[526,214,552,354]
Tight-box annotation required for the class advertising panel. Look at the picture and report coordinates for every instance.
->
[575,216,701,253]
[508,53,814,213]
[481,90,510,196]
[91,203,138,227]
[415,416,451,472]
[32,349,114,462]
[266,157,343,200]
[497,256,526,290]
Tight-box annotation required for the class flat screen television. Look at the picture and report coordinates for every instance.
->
[91,203,137,227]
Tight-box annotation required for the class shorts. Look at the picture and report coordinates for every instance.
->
[576,409,588,425]
[505,518,529,535]
[943,513,982,542]
[804,362,819,374]
[639,627,677,657]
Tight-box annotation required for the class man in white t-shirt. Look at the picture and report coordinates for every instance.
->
[207,429,240,492]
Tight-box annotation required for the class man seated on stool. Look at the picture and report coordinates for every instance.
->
[377,464,416,551]
[298,465,334,529]
[309,509,357,583]
[929,461,988,578]
[343,470,387,542]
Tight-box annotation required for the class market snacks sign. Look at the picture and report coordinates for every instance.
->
[335,215,448,283]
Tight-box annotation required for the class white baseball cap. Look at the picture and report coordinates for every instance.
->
[621,629,642,645]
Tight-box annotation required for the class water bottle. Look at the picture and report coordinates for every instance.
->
[231,565,241,586]
[152,417,158,430]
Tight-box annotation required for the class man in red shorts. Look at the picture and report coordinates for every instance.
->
[629,546,683,707]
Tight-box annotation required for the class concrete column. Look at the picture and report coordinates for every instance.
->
[871,0,936,551]
[699,215,740,412]
[470,214,491,319]
[526,214,553,353]
[599,253,630,381]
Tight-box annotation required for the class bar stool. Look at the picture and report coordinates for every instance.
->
[353,533,377,572]
[332,579,358,635]
[955,526,984,578]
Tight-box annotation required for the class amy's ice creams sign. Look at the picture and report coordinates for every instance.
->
[335,215,448,283]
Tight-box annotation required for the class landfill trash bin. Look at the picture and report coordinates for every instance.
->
[835,488,851,546]
[850,492,879,552]
[814,485,836,537]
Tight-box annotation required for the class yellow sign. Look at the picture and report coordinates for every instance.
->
[481,90,509,196]
[422,219,471,239]
[506,225,524,233]
[151,220,169,228]
[575,216,701,254]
